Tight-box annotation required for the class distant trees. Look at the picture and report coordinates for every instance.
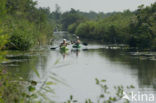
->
[67,2,156,50]
[50,7,119,31]
[128,3,156,49]
[60,8,86,30]
[1,1,156,50]
[75,11,134,43]
[0,0,7,17]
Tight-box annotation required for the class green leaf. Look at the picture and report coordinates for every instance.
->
[101,80,106,82]
[28,86,36,92]
[70,95,73,100]
[130,85,135,88]
[95,78,99,85]
[100,94,105,98]
[46,81,55,85]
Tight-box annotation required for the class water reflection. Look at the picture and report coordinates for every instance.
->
[71,49,80,57]
[60,49,69,59]
[1,47,156,102]
[59,48,81,59]
[96,49,156,90]
[0,51,50,80]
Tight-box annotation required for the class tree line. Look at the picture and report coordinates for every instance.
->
[1,1,156,50]
[50,5,119,31]
[76,3,156,50]
[52,3,156,50]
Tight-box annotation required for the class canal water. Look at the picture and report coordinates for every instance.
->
[1,33,156,103]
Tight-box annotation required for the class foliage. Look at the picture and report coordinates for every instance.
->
[0,28,9,50]
[67,2,156,50]
[7,20,35,50]
[128,3,156,49]
[0,68,27,103]
[0,0,7,17]
[0,67,57,103]
[65,78,134,103]
[50,7,118,31]
[61,9,87,30]
[0,51,8,63]
[0,0,53,51]
[75,11,134,44]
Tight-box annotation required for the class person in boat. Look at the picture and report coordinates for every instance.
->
[75,36,81,46]
[60,39,69,47]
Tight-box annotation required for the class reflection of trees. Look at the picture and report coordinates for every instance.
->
[136,61,156,89]
[2,51,49,80]
[91,49,156,89]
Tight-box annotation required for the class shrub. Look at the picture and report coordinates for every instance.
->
[0,29,9,50]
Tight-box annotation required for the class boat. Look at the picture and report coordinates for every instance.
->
[60,46,69,53]
[72,44,81,49]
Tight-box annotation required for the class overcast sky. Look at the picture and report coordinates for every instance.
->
[33,0,156,13]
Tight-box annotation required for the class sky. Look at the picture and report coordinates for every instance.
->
[33,0,156,13]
